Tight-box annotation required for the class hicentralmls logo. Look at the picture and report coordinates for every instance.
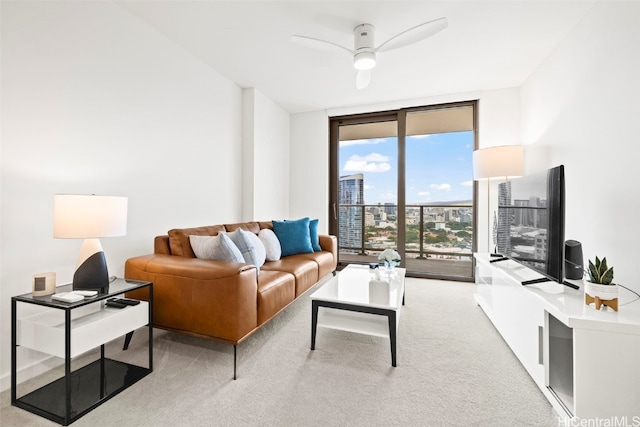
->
[558,416,640,427]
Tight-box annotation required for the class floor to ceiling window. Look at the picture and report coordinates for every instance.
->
[329,101,478,281]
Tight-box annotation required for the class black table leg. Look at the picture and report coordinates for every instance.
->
[311,300,319,350]
[388,311,397,367]
[123,331,134,350]
[11,299,17,404]
[65,309,71,425]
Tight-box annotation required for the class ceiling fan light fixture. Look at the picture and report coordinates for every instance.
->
[354,51,376,70]
[292,17,447,88]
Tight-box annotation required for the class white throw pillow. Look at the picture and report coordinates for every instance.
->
[258,228,281,262]
[223,228,266,268]
[189,234,244,263]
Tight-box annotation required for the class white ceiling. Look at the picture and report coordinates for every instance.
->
[119,0,596,114]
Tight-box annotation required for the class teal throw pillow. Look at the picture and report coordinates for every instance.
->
[309,218,321,252]
[272,217,314,257]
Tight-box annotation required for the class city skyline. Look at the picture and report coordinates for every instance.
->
[339,131,474,205]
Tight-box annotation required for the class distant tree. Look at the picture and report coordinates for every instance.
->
[447,222,465,231]
[406,228,420,244]
[424,232,448,244]
[456,230,471,239]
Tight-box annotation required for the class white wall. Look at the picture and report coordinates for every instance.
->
[0,1,243,389]
[289,111,331,232]
[242,88,290,221]
[520,1,640,293]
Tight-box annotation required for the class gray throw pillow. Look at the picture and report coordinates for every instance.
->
[189,234,244,263]
[223,228,266,268]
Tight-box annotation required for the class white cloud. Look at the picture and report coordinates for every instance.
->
[340,138,387,147]
[409,134,431,140]
[430,183,451,191]
[418,191,431,197]
[460,180,474,187]
[343,153,391,173]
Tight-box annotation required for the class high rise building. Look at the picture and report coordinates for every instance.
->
[497,181,512,255]
[338,173,364,251]
[384,202,396,216]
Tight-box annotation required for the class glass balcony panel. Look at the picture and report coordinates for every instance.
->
[338,204,473,280]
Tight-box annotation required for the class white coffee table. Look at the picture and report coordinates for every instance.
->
[310,264,405,366]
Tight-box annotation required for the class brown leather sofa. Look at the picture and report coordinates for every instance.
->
[124,220,337,378]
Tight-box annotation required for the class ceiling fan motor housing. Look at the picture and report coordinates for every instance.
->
[353,23,376,70]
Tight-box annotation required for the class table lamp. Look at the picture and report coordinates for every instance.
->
[473,145,524,252]
[54,194,128,293]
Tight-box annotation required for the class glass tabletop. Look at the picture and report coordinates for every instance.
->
[12,278,151,309]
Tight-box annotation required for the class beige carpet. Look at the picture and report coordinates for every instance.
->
[1,277,558,426]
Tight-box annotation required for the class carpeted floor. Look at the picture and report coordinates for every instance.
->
[1,277,559,426]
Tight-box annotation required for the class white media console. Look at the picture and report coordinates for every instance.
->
[474,253,640,420]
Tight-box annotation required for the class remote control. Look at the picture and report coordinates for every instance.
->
[105,300,127,309]
[116,298,140,306]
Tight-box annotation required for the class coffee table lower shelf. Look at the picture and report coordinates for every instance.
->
[316,307,392,338]
[311,300,399,366]
[14,358,151,426]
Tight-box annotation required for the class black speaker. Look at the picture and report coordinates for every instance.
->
[565,240,584,280]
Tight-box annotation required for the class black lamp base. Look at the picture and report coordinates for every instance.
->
[73,251,110,294]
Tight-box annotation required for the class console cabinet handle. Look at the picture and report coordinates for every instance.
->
[538,325,544,365]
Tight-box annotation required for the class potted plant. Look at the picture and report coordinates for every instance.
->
[584,256,618,311]
[378,249,401,271]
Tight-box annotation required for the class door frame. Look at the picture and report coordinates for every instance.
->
[329,101,479,280]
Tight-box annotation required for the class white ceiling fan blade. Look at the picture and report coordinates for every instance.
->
[376,17,448,53]
[356,69,371,89]
[290,35,353,55]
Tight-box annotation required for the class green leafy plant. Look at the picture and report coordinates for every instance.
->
[588,256,614,285]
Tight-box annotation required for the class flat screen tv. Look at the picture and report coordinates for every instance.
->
[495,165,574,288]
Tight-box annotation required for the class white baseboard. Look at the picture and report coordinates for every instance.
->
[0,355,62,393]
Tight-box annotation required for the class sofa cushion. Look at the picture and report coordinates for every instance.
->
[258,228,281,262]
[309,218,321,252]
[224,221,261,234]
[256,270,295,325]
[296,250,336,279]
[168,225,226,257]
[261,255,319,297]
[223,228,266,268]
[272,217,314,257]
[189,234,244,263]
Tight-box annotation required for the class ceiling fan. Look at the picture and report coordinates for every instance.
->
[291,17,448,89]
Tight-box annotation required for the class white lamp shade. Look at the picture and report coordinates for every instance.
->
[54,194,128,238]
[473,145,524,180]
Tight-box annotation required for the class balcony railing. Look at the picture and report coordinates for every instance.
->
[338,203,474,279]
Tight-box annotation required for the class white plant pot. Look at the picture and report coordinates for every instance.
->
[584,281,618,311]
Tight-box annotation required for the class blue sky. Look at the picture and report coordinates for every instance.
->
[340,131,474,205]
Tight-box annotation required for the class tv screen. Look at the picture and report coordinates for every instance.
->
[496,165,565,284]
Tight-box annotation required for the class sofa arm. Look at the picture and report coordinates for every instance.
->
[125,254,258,344]
[319,235,337,263]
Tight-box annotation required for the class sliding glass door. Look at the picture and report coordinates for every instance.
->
[329,101,477,281]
